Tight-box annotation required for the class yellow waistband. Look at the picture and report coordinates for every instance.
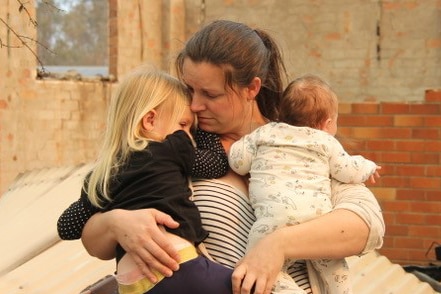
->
[118,245,198,294]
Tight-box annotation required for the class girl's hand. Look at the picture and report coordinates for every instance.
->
[109,208,181,282]
[232,233,284,294]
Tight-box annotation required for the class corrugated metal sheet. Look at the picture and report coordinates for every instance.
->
[0,165,439,293]
[347,251,439,293]
[0,164,114,293]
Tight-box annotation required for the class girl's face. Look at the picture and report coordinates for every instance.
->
[154,106,194,140]
[181,59,254,140]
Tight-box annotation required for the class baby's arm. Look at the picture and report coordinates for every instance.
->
[192,129,229,178]
[228,135,255,176]
[329,137,380,184]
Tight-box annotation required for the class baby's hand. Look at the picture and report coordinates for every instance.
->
[368,166,382,184]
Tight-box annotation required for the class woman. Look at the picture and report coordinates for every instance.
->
[58,20,385,294]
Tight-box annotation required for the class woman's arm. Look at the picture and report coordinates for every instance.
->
[232,181,385,294]
[81,208,182,283]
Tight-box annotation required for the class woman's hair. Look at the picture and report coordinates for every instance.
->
[175,19,287,121]
[279,74,338,129]
[86,66,192,207]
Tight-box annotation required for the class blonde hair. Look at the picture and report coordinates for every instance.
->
[279,74,338,129]
[86,66,192,207]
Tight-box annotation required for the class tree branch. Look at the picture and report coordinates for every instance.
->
[16,0,37,27]
[0,17,47,70]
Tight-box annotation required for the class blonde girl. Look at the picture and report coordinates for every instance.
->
[68,67,233,294]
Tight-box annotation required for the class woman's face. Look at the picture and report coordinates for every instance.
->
[181,59,252,138]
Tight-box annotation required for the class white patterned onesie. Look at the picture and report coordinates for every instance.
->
[228,122,377,294]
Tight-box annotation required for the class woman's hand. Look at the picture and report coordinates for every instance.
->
[81,208,181,283]
[232,232,285,294]
[232,207,373,294]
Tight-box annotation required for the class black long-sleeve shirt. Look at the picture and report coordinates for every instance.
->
[57,129,228,256]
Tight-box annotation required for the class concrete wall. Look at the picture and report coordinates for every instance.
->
[1,0,440,266]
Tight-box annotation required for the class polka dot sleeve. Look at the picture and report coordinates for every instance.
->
[57,129,228,240]
[192,129,228,179]
[57,192,99,240]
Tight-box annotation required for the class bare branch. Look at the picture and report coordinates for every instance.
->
[0,17,47,70]
[40,0,65,13]
[16,0,37,27]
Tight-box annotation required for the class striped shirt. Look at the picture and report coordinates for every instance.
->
[193,179,312,293]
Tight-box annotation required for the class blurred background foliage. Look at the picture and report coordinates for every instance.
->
[36,0,108,66]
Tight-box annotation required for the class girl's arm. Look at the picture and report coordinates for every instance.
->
[232,181,385,294]
[81,208,182,283]
[57,196,98,240]
[193,128,229,178]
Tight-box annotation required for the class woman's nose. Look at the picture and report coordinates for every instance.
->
[190,94,204,112]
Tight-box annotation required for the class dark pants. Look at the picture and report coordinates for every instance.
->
[148,256,233,294]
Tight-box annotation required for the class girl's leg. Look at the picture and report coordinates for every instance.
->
[149,256,233,294]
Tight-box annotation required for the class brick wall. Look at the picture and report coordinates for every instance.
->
[339,90,441,265]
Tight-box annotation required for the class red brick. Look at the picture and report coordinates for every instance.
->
[351,103,379,114]
[394,236,425,248]
[426,166,441,177]
[338,115,367,126]
[408,225,440,237]
[381,200,410,211]
[409,103,441,115]
[394,115,424,127]
[410,152,440,164]
[382,128,412,139]
[396,212,426,225]
[392,164,425,177]
[368,115,394,126]
[425,89,441,102]
[379,152,411,163]
[382,176,411,187]
[412,128,440,140]
[425,115,441,127]
[382,211,396,224]
[425,141,441,152]
[410,201,441,213]
[385,224,409,236]
[381,103,410,114]
[379,248,405,262]
[366,140,397,151]
[399,141,426,152]
[409,177,441,189]
[426,190,441,201]
[407,249,430,262]
[426,213,441,223]
[382,237,395,248]
[396,189,425,201]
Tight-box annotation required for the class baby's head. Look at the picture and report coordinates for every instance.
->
[279,74,338,135]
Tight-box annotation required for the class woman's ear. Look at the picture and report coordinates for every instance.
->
[141,110,157,132]
[246,77,262,101]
